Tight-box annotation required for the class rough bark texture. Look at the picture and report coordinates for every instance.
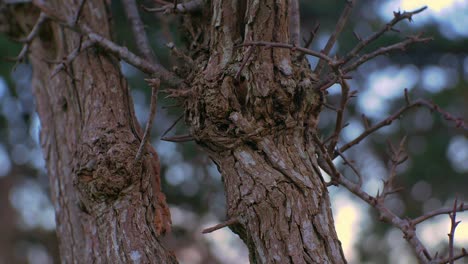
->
[185,1,347,263]
[2,1,175,263]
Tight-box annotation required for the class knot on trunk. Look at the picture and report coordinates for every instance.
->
[186,60,322,152]
[73,129,141,201]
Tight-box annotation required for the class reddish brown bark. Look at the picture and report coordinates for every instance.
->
[185,1,346,263]
[3,0,174,263]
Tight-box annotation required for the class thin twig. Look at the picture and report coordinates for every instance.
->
[121,0,156,63]
[298,23,320,60]
[161,113,184,138]
[202,218,239,234]
[412,203,468,225]
[314,134,432,263]
[235,46,254,81]
[448,198,460,264]
[314,0,355,75]
[341,6,428,66]
[72,0,87,26]
[14,12,48,68]
[337,97,467,157]
[32,0,183,87]
[436,249,468,264]
[238,41,335,64]
[50,39,95,78]
[328,77,350,153]
[335,149,362,187]
[135,78,160,162]
[381,137,407,198]
[161,134,194,142]
[342,34,432,74]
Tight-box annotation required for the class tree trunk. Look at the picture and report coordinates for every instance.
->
[186,1,347,263]
[4,1,175,263]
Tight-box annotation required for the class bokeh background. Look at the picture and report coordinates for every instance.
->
[0,0,467,263]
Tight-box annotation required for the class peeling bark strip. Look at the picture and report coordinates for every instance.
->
[186,0,346,263]
[4,0,175,263]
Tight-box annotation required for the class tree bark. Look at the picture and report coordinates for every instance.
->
[186,1,347,263]
[2,1,175,263]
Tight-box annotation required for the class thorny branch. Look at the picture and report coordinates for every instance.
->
[338,91,467,157]
[304,6,467,262]
[341,6,428,66]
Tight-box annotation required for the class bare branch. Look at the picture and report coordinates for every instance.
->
[314,0,355,75]
[448,199,461,264]
[412,202,468,225]
[328,77,350,153]
[289,0,300,45]
[235,46,255,81]
[381,137,407,198]
[13,12,47,68]
[135,78,160,162]
[436,249,468,264]
[314,134,432,263]
[72,0,87,26]
[238,41,335,64]
[342,6,428,66]
[335,149,363,187]
[337,95,467,156]
[161,113,184,138]
[32,0,183,86]
[121,0,157,63]
[50,39,95,78]
[161,134,194,142]
[342,34,432,74]
[202,217,239,234]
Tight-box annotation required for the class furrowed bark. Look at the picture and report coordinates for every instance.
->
[186,0,346,263]
[2,1,174,263]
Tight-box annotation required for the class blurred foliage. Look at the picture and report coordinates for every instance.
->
[0,0,467,263]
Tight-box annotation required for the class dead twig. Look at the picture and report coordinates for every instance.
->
[72,0,87,26]
[337,94,467,157]
[238,41,335,64]
[448,198,461,264]
[314,0,355,75]
[341,6,428,66]
[202,217,239,234]
[32,0,183,86]
[412,203,468,225]
[135,78,160,162]
[327,76,351,153]
[121,0,156,63]
[13,12,48,69]
[50,39,95,78]
[342,34,432,74]
[161,134,194,142]
[161,113,184,138]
